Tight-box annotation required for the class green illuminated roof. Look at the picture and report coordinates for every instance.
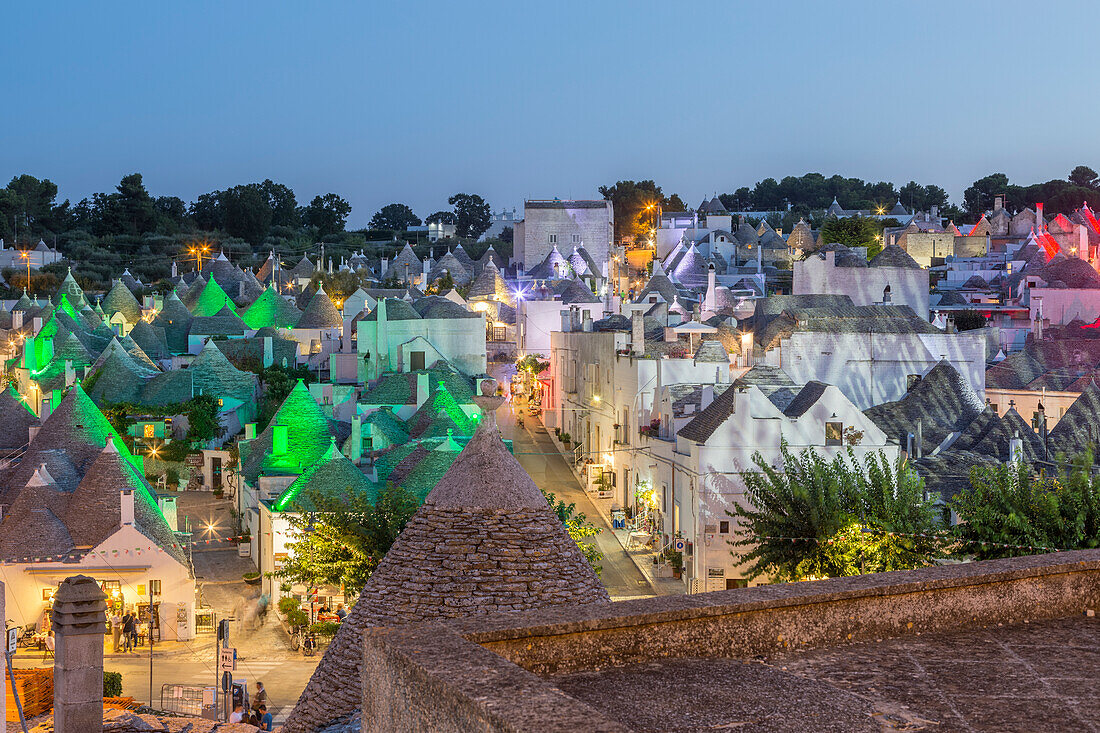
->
[0,383,137,506]
[190,276,237,317]
[240,380,336,483]
[406,382,476,438]
[52,270,86,308]
[360,366,477,407]
[274,437,378,511]
[241,285,302,329]
[364,407,409,445]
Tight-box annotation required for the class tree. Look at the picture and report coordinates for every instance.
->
[222,184,273,243]
[599,180,663,243]
[953,310,987,331]
[154,196,188,233]
[259,179,299,227]
[6,175,60,236]
[112,173,158,235]
[499,226,513,244]
[278,482,420,597]
[898,181,949,212]
[730,446,941,581]
[818,216,882,257]
[543,490,603,574]
[425,210,455,225]
[447,193,491,239]
[663,193,687,212]
[963,173,1013,216]
[370,203,421,231]
[190,192,223,231]
[951,453,1100,560]
[1069,166,1099,190]
[303,193,352,237]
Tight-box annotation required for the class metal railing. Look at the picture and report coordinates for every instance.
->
[160,684,216,718]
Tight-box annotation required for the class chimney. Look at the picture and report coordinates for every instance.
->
[882,284,892,304]
[582,310,593,332]
[171,260,178,277]
[994,195,1003,212]
[1036,202,1044,232]
[416,372,430,408]
[704,263,717,312]
[1009,431,1023,464]
[12,310,22,330]
[561,309,572,332]
[422,257,431,284]
[64,359,75,387]
[120,489,135,526]
[825,250,836,266]
[263,336,274,368]
[570,305,581,332]
[239,281,245,300]
[631,311,646,356]
[930,205,939,219]
[915,418,923,459]
[28,425,41,443]
[244,423,256,440]
[381,256,389,277]
[700,385,715,411]
[350,415,363,463]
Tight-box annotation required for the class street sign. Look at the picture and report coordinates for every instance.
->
[219,647,236,672]
[674,538,686,553]
[7,627,17,654]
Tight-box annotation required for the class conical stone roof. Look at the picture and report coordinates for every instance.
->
[101,280,144,324]
[153,291,193,354]
[296,285,343,329]
[189,276,236,317]
[466,260,512,302]
[283,388,609,733]
[242,285,302,329]
[240,380,335,483]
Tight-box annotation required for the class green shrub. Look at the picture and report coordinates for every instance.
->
[309,621,340,638]
[103,671,123,697]
[243,572,259,580]
[277,596,300,615]
[285,609,309,628]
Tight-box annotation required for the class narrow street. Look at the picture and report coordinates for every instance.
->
[498,400,656,600]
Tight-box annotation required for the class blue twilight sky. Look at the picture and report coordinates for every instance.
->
[1,1,1097,227]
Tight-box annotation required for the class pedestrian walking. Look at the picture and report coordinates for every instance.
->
[121,612,135,652]
[110,611,122,652]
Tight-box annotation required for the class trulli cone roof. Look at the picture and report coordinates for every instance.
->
[282,387,609,733]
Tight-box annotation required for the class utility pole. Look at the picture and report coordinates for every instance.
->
[148,584,154,708]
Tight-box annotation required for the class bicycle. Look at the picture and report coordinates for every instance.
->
[302,631,317,657]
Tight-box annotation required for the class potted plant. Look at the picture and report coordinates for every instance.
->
[663,547,684,579]
[560,432,572,447]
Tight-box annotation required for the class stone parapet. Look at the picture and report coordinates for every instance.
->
[363,550,1100,732]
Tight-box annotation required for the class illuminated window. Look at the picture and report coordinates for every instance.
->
[143,423,155,439]
[149,579,161,596]
[825,421,843,446]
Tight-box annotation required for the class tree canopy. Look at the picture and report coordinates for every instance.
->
[951,453,1100,559]
[818,216,884,257]
[369,203,421,231]
[278,482,420,597]
[962,167,1100,218]
[598,180,684,244]
[730,446,942,581]
[448,193,492,239]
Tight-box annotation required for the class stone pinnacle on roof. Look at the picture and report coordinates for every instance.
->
[282,379,609,733]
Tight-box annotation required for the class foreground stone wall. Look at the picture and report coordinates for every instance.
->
[363,550,1100,732]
